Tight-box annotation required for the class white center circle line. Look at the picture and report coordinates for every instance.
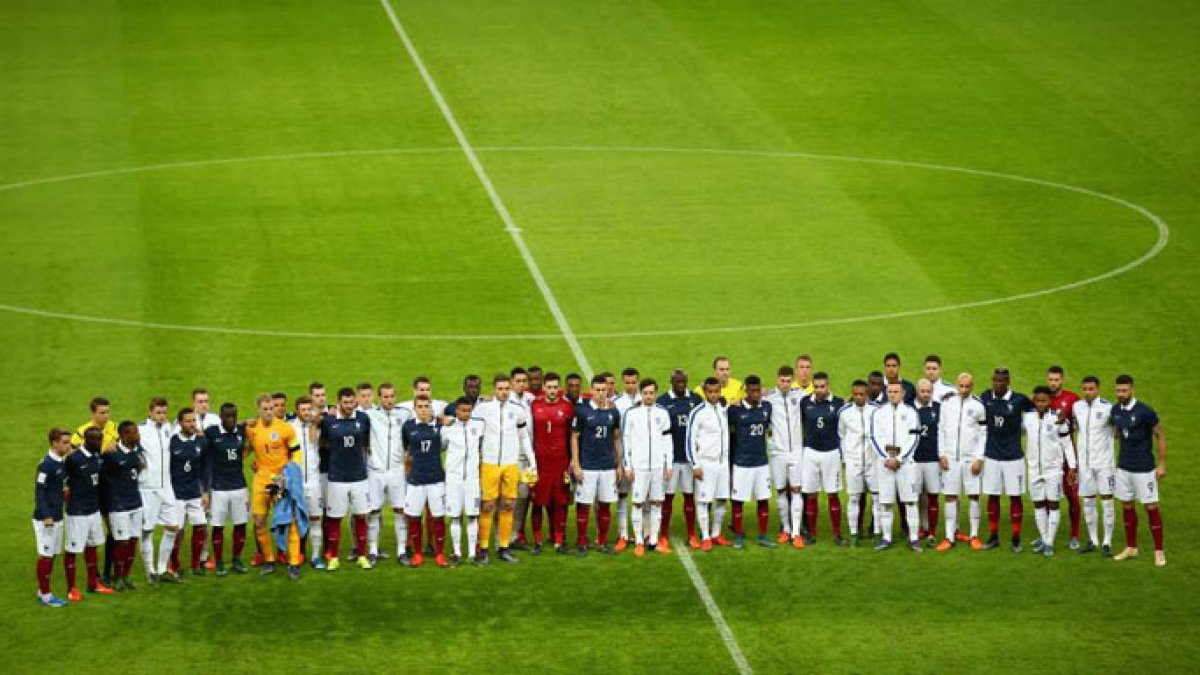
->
[0,145,1169,341]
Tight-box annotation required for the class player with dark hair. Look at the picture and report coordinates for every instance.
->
[320,387,373,570]
[799,372,846,546]
[207,403,250,575]
[166,408,209,579]
[688,377,731,551]
[1024,386,1077,557]
[34,428,72,606]
[658,369,703,550]
[64,427,114,599]
[1111,375,1167,566]
[401,397,448,567]
[883,353,916,403]
[104,421,145,591]
[1072,376,1116,555]
[564,373,584,404]
[728,375,775,549]
[980,368,1032,552]
[530,372,574,553]
[572,374,622,556]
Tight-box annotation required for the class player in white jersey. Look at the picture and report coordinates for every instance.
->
[935,373,987,551]
[1071,376,1116,555]
[764,365,805,544]
[1024,387,1078,557]
[365,383,411,564]
[687,377,731,551]
[506,368,536,550]
[621,378,673,556]
[839,380,880,543]
[611,367,641,552]
[443,398,483,566]
[184,388,221,570]
[923,355,956,403]
[137,397,178,584]
[869,382,922,552]
[290,397,325,569]
[398,376,450,418]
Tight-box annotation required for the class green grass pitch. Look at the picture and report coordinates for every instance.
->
[1,1,1197,672]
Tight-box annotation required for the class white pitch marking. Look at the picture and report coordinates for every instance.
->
[378,0,593,378]
[0,145,1171,340]
[674,539,754,675]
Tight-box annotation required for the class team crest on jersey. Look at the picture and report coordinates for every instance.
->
[269,431,279,441]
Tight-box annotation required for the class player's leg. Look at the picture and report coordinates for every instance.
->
[770,452,792,542]
[711,467,730,546]
[630,471,647,554]
[822,453,844,545]
[575,471,596,555]
[34,518,65,606]
[1006,461,1026,552]
[63,517,80,600]
[615,475,631,551]
[230,489,249,572]
[249,482,275,572]
[1064,463,1081,550]
[366,471,384,560]
[752,465,775,546]
[496,465,520,562]
[404,486,426,567]
[672,463,697,549]
[875,462,897,550]
[83,513,107,593]
[922,463,941,546]
[595,471,618,552]
[980,461,1003,549]
[729,466,747,547]
[648,469,666,553]
[188,501,208,574]
[898,464,920,550]
[845,462,864,543]
[349,481,372,569]
[798,451,820,546]
[1099,469,1116,554]
[478,463,500,563]
[513,480,529,549]
[1078,468,1099,552]
[694,464,713,550]
[155,497,181,581]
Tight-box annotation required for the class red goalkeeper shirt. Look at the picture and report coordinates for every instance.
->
[531,397,574,470]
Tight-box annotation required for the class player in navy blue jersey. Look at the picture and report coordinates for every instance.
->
[33,428,71,607]
[402,397,449,568]
[728,376,775,549]
[321,388,373,570]
[912,380,942,546]
[657,369,703,549]
[883,353,917,403]
[571,375,623,556]
[979,368,1032,552]
[1110,375,1168,566]
[206,403,249,575]
[166,409,209,579]
[104,421,145,590]
[64,428,113,600]
[799,373,846,545]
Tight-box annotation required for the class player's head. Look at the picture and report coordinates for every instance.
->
[923,355,942,383]
[812,372,829,399]
[1080,375,1100,401]
[295,395,314,423]
[542,372,561,402]
[510,367,528,394]
[565,373,583,400]
[744,375,762,405]
[916,378,932,405]
[1032,385,1053,413]
[308,382,326,410]
[956,373,974,399]
[850,379,868,406]
[703,377,721,405]
[412,376,432,398]
[462,374,481,401]
[337,387,356,416]
[148,396,168,424]
[1046,365,1065,394]
[378,382,396,410]
[528,366,543,391]
[602,371,616,393]
[453,397,474,422]
[83,426,103,453]
[883,352,901,380]
[867,371,884,398]
[794,355,813,384]
[590,374,609,401]
[776,365,794,392]
[639,378,658,406]
[271,392,287,419]
[670,369,688,395]
[219,403,238,429]
[89,396,111,425]
[176,407,197,436]
[622,367,640,395]
[886,381,904,406]
[256,394,276,423]
[48,427,71,456]
[991,367,1011,395]
[713,356,731,384]
[493,373,511,400]
[355,382,373,410]
[191,388,210,415]
[1114,374,1134,404]
[414,395,433,423]
[117,420,139,447]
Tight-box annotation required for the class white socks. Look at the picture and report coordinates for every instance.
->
[1084,496,1099,545]
[368,512,381,556]
[450,519,463,556]
[394,511,408,556]
[880,505,894,541]
[1047,508,1061,545]
[1102,498,1115,546]
[776,492,791,534]
[631,503,644,544]
[309,518,323,559]
[467,517,479,558]
[712,502,726,539]
[697,502,712,539]
[157,529,177,573]
[945,500,959,540]
[847,495,861,535]
[904,503,919,542]
[649,503,662,544]
[790,494,804,537]
[141,534,155,577]
[1035,507,1049,542]
[969,499,981,538]
[617,497,629,539]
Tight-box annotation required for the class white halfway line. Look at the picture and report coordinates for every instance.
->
[378,2,749,672]
[378,0,593,380]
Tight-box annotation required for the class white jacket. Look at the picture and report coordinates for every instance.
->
[1023,410,1077,475]
[473,398,534,469]
[442,418,483,483]
[366,405,411,472]
[686,401,729,466]
[621,403,673,471]
[938,395,987,463]
[765,387,805,455]
[289,417,323,483]
[137,418,174,490]
[838,402,876,466]
[1072,397,1115,470]
[869,403,921,463]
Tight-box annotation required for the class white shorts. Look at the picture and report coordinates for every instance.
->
[139,486,178,529]
[211,488,250,527]
[630,468,666,503]
[576,469,619,505]
[404,482,447,518]
[446,476,482,517]
[1029,474,1064,502]
[65,513,105,553]
[731,464,772,502]
[801,450,842,494]
[174,497,207,527]
[667,462,694,494]
[694,462,731,503]
[770,451,799,491]
[941,459,982,497]
[878,461,919,505]
[1116,469,1158,504]
[844,460,878,496]
[303,479,324,519]
[368,468,406,511]
[1079,466,1116,498]
[108,509,143,541]
[32,519,63,557]
[982,459,1026,497]
[326,480,371,518]
[915,462,942,495]
[616,473,632,496]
